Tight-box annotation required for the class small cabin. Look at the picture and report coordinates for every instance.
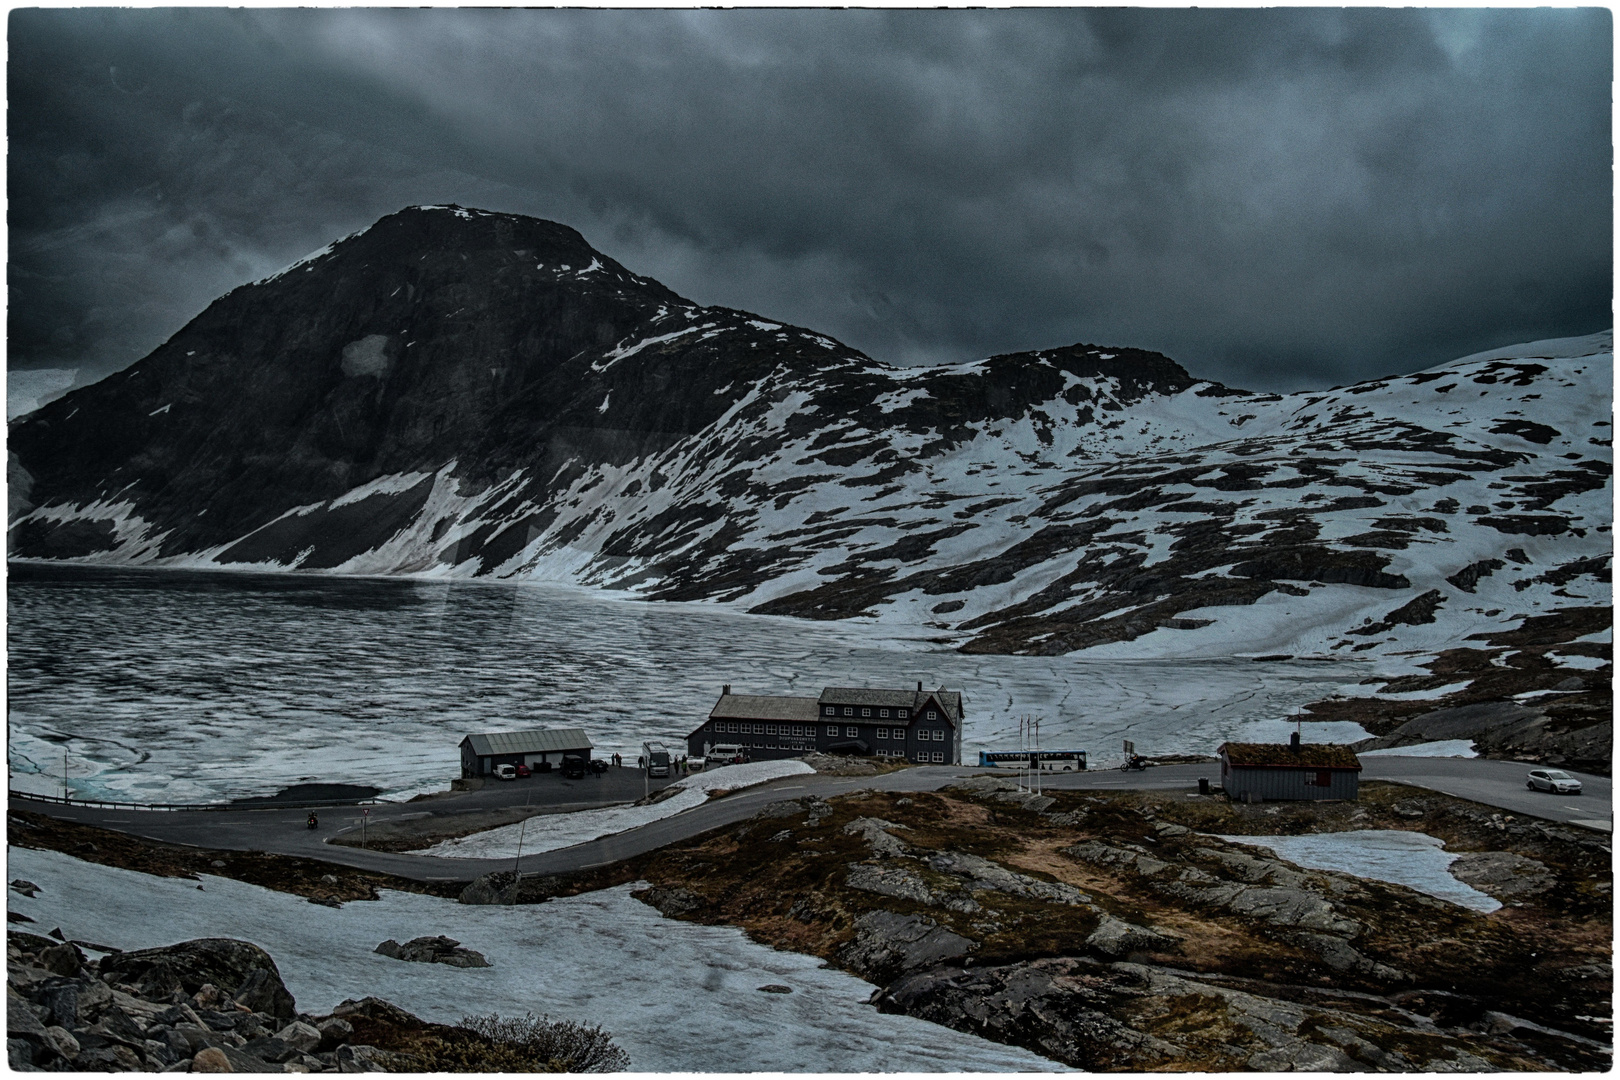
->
[1217,735,1361,802]
[460,727,593,778]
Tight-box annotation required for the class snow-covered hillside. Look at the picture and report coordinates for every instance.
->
[17,329,1608,667]
[7,207,1609,672]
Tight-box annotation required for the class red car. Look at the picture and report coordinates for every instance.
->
[515,764,531,778]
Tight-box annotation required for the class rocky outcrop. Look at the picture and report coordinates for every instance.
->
[877,957,1501,1072]
[8,933,328,1071]
[374,936,490,968]
[7,933,623,1072]
[1448,851,1556,900]
[634,778,1611,1073]
[97,938,297,1020]
[837,911,975,984]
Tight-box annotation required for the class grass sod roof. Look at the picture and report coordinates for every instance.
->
[1217,742,1362,769]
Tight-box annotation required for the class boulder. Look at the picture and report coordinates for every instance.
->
[372,936,490,968]
[635,885,705,918]
[99,940,297,1020]
[232,968,298,1019]
[37,941,85,976]
[458,871,518,906]
[191,1046,232,1072]
[315,1017,353,1050]
[274,1021,322,1054]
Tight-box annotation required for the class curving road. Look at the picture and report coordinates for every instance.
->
[9,757,1609,886]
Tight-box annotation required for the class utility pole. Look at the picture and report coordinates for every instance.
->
[1033,717,1042,796]
[62,749,68,802]
[511,814,529,905]
[361,808,368,848]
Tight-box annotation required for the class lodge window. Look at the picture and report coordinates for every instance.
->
[843,707,853,716]
[875,728,887,740]
[846,726,858,738]
[827,725,838,736]
[861,708,870,717]
[766,725,776,736]
[927,710,937,719]
[880,708,889,718]
[898,709,908,718]
[824,706,835,716]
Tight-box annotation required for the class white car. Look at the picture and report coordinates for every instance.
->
[493,764,518,781]
[1526,769,1582,794]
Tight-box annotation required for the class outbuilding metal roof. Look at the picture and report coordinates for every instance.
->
[461,728,593,757]
[1218,742,1361,769]
[709,694,822,722]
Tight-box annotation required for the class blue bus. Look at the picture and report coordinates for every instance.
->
[978,749,1086,771]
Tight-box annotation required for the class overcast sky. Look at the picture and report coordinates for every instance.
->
[8,8,1612,392]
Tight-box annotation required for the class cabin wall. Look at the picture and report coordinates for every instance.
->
[1224,765,1358,801]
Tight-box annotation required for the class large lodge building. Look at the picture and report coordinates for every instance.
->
[687,683,963,765]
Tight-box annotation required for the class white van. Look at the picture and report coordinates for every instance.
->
[493,764,517,781]
[708,744,743,767]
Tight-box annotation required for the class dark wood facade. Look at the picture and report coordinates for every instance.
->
[687,683,964,765]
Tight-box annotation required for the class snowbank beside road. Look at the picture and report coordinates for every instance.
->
[421,759,814,858]
[1360,740,1477,758]
[6,848,1051,1072]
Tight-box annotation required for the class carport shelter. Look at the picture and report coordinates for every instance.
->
[460,728,593,778]
[1218,740,1361,802]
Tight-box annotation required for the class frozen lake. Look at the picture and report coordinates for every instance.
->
[8,563,1376,802]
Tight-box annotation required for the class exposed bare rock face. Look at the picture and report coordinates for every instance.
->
[631,782,1612,1072]
[8,207,1608,680]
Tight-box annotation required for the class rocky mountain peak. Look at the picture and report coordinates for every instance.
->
[8,208,1610,743]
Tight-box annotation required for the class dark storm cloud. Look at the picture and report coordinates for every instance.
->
[8,8,1611,391]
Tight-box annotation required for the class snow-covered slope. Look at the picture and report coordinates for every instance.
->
[8,207,1610,671]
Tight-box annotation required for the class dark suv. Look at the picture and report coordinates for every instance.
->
[561,756,588,779]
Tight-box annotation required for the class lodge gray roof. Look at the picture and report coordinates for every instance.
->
[461,728,593,757]
[819,686,963,722]
[709,694,822,722]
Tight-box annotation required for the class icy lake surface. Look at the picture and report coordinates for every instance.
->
[1218,830,1501,912]
[9,564,1374,802]
[6,848,1058,1072]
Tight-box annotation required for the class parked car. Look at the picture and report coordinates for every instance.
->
[515,764,531,778]
[1527,769,1583,794]
[588,758,609,774]
[493,764,518,781]
[561,756,587,779]
[687,757,706,772]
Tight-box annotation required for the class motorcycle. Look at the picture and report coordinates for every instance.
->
[1118,755,1149,772]
[306,812,319,830]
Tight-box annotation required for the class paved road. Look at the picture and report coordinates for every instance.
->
[10,757,1608,886]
